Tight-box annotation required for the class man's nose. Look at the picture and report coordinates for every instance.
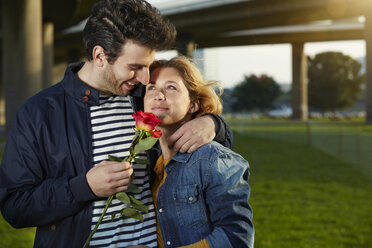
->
[136,68,150,85]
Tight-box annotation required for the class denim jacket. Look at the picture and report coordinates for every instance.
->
[155,141,254,248]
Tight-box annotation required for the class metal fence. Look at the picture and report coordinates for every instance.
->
[230,120,372,178]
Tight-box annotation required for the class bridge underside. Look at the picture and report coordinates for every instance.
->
[163,0,372,122]
[1,0,372,132]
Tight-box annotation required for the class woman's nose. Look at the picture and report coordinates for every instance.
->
[155,91,165,100]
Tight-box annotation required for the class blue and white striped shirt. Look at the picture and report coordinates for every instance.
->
[89,95,157,248]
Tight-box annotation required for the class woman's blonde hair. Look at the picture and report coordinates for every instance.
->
[150,56,223,116]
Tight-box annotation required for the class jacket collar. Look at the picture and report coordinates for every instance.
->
[61,62,144,106]
[171,152,193,164]
[163,152,194,174]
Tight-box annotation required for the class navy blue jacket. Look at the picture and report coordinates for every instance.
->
[0,63,233,247]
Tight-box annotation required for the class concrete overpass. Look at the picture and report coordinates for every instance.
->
[0,0,100,133]
[1,0,372,133]
[159,0,372,122]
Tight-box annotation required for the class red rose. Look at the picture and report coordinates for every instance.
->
[150,130,162,138]
[132,110,162,132]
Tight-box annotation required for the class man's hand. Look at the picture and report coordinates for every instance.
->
[86,160,133,197]
[168,115,215,153]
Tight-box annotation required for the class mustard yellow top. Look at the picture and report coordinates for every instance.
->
[152,154,210,248]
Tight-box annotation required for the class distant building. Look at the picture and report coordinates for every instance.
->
[357,56,366,75]
[194,48,220,83]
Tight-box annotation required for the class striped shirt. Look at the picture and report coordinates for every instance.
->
[89,95,157,248]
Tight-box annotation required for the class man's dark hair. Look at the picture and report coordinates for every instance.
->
[83,0,176,63]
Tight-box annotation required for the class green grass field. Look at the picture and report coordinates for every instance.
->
[230,118,372,178]
[0,217,35,248]
[1,121,372,247]
[234,132,372,248]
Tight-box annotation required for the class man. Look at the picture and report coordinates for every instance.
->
[0,0,232,247]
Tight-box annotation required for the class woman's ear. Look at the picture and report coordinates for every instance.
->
[92,46,107,67]
[188,100,200,114]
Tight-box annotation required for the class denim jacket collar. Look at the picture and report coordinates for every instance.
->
[164,152,194,174]
[171,152,193,164]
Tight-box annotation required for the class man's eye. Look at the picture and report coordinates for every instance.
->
[130,66,142,71]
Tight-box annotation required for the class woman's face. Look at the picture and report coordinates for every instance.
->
[144,67,197,126]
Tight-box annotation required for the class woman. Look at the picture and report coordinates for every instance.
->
[144,57,254,248]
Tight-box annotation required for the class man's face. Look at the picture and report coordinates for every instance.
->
[102,40,155,96]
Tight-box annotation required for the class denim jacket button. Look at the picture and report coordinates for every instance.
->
[166,241,171,245]
[159,208,163,213]
[188,196,193,201]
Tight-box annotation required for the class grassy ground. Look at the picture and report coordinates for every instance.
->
[235,132,372,248]
[229,119,372,178]
[1,124,372,247]
[0,216,35,248]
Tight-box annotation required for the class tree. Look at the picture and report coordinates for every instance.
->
[308,52,365,112]
[231,74,282,112]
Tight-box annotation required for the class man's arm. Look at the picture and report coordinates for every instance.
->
[0,112,93,228]
[0,108,133,228]
[202,113,233,149]
[168,114,233,153]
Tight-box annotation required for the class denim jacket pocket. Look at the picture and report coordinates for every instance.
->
[173,184,208,229]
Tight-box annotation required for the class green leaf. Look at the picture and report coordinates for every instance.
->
[134,136,159,154]
[134,158,149,164]
[120,208,144,222]
[120,208,137,217]
[123,156,132,162]
[116,192,131,204]
[129,195,145,205]
[126,183,142,194]
[131,202,149,213]
[108,155,123,162]
[131,211,144,222]
[111,213,116,221]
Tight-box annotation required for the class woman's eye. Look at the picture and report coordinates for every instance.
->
[147,85,156,90]
[167,85,176,90]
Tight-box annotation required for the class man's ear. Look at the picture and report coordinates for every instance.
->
[189,100,200,114]
[92,46,107,67]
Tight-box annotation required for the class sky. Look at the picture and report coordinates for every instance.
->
[156,40,366,89]
[148,0,367,88]
[207,40,366,88]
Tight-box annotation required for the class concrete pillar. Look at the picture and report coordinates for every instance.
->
[176,34,196,58]
[291,42,308,121]
[2,0,43,132]
[365,15,372,124]
[43,22,54,88]
[0,38,4,126]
